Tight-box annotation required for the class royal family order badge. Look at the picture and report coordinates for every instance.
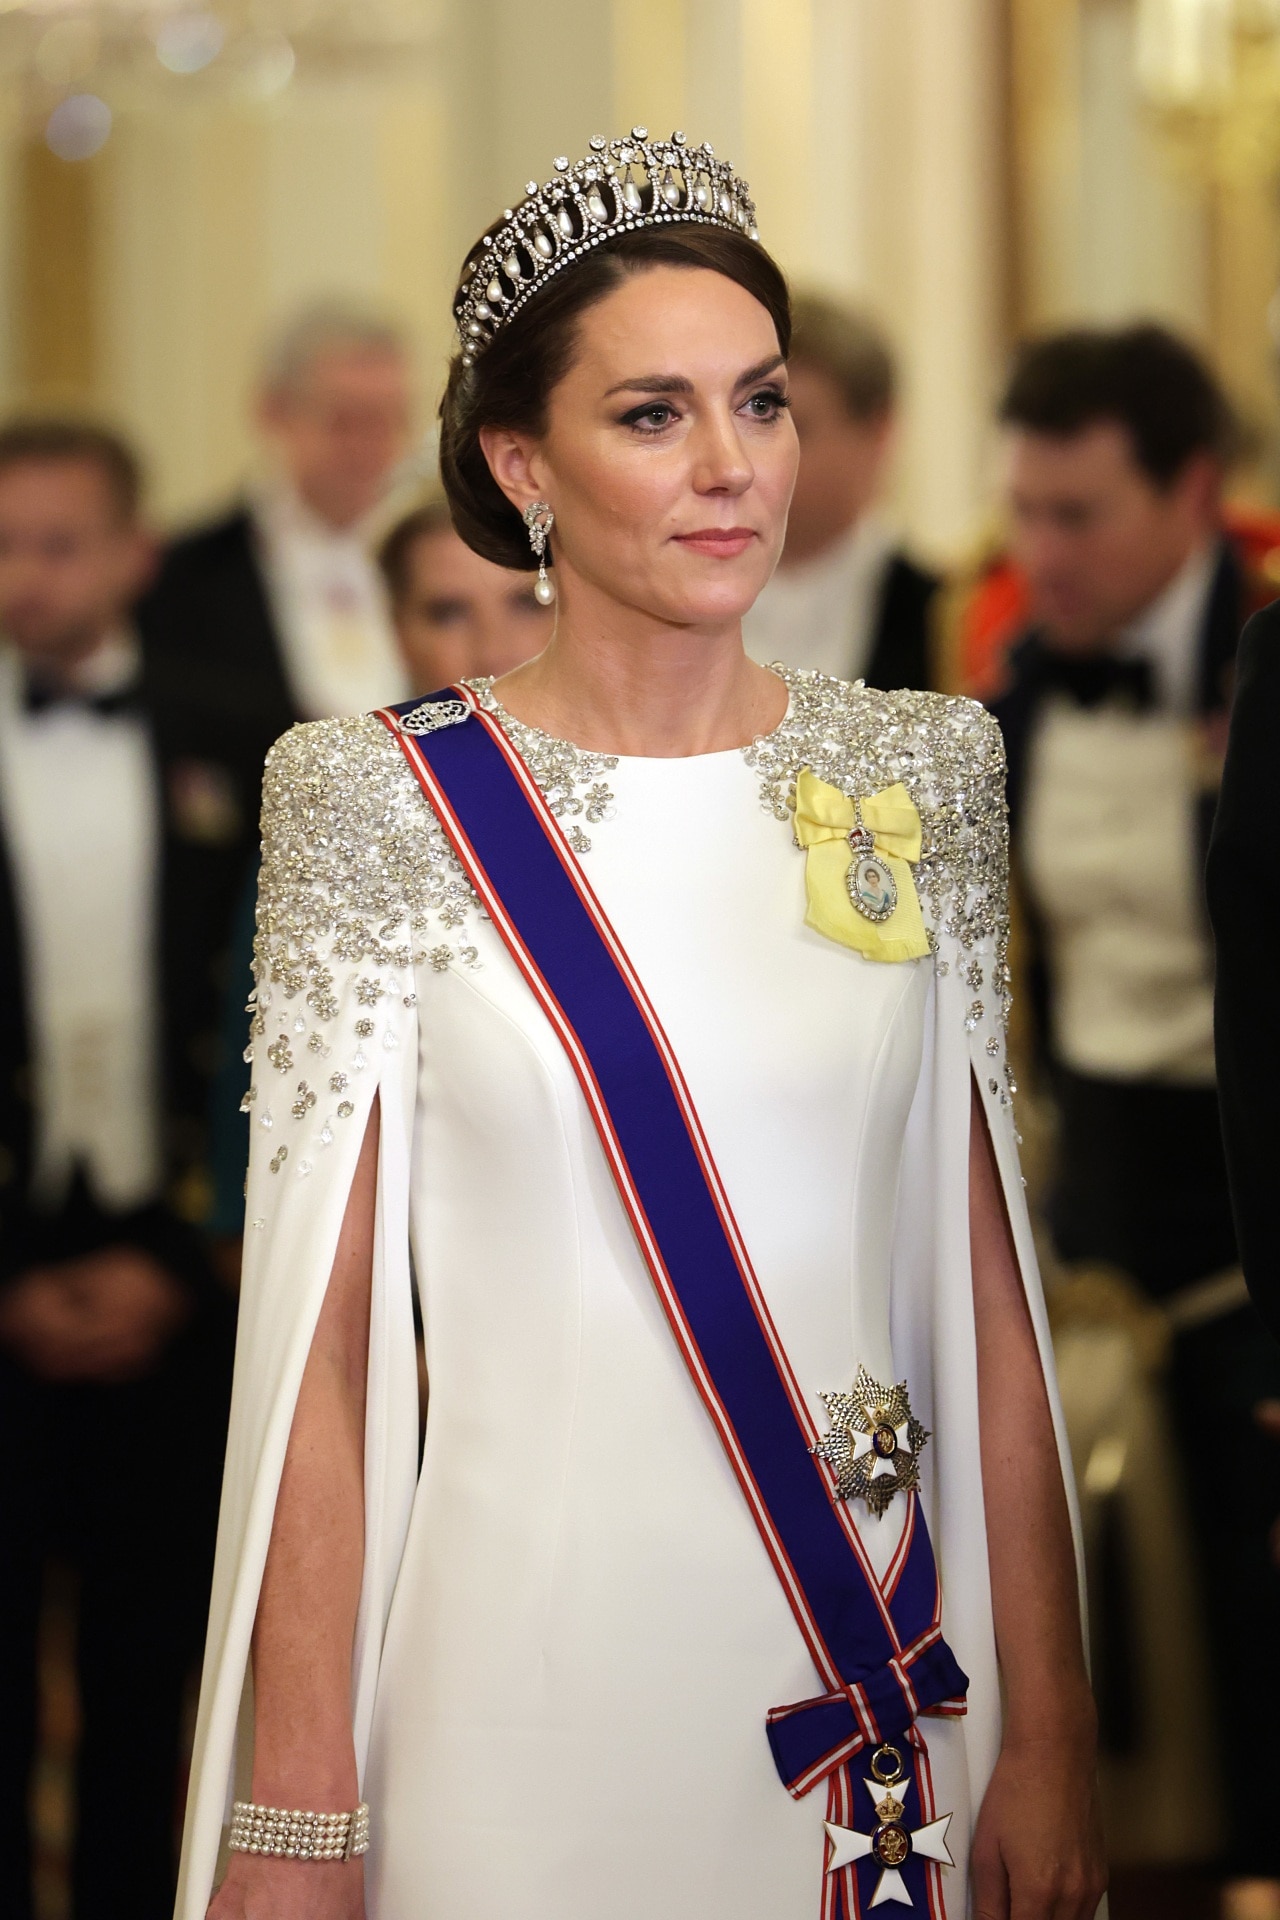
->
[845,819,899,924]
[812,1367,930,1518]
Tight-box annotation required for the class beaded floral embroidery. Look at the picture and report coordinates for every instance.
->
[470,678,619,849]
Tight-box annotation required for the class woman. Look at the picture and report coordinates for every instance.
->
[377,494,553,693]
[181,133,1103,1920]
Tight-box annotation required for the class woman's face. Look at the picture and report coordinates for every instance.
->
[391,524,551,692]
[483,265,798,630]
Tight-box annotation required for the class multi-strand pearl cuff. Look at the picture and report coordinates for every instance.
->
[228,1799,370,1863]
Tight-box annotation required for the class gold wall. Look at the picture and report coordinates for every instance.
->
[3,0,1274,545]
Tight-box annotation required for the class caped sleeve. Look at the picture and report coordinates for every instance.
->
[908,696,1019,1152]
[884,692,1085,1809]
[903,692,1042,1338]
[176,716,438,1920]
[247,714,428,1188]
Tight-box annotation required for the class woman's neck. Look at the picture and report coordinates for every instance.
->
[492,597,787,759]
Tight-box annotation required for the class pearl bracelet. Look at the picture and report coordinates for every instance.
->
[228,1799,370,1863]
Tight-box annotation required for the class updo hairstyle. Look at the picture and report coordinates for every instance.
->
[438,225,792,573]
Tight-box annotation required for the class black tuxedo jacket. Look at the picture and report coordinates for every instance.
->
[136,507,301,1191]
[0,685,227,1292]
[1207,602,1280,1338]
[990,537,1247,1067]
[865,551,940,692]
[137,505,295,846]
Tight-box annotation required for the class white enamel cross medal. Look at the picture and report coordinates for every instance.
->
[824,1744,954,1908]
[811,1366,929,1518]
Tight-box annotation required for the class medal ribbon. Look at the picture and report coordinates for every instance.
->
[379,690,968,1917]
[793,770,931,963]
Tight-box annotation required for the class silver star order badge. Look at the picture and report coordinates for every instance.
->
[812,1366,929,1518]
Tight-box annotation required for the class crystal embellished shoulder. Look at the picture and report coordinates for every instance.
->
[744,667,1011,1017]
[253,669,1010,1023]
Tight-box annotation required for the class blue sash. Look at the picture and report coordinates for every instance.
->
[379,688,969,1917]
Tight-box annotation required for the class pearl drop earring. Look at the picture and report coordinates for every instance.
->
[523,501,556,606]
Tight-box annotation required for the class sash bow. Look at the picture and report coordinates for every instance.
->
[767,1625,969,1797]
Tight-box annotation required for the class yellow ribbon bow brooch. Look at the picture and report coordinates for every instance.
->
[793,769,930,963]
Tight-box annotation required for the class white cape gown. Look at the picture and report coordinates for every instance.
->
[175,670,1082,1920]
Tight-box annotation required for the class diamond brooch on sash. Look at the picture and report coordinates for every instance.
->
[398,698,472,736]
[824,1743,954,1907]
[812,1367,929,1518]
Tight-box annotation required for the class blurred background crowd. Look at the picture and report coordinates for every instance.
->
[0,3,1279,1919]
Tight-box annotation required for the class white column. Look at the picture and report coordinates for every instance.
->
[98,102,270,519]
[685,0,744,162]
[741,0,1007,558]
[897,0,1006,556]
[613,0,688,137]
[0,92,28,403]
[741,0,818,276]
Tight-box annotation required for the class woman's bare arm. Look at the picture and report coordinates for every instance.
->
[967,1080,1106,1920]
[208,1100,380,1920]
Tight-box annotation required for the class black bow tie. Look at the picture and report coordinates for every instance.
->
[1031,649,1155,712]
[22,675,142,719]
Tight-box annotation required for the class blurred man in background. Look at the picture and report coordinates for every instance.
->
[0,421,234,1920]
[378,495,552,692]
[990,324,1280,1906]
[138,303,414,1231]
[743,291,940,688]
[142,300,411,743]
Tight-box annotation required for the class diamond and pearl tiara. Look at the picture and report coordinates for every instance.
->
[453,129,761,366]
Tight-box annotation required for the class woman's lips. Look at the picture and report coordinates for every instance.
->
[673,527,757,558]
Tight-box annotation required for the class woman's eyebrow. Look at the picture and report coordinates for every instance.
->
[604,373,694,398]
[603,353,786,400]
[733,353,786,390]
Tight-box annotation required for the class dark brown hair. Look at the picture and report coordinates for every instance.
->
[439,224,791,572]
[1000,324,1237,487]
[377,495,455,604]
[0,417,143,521]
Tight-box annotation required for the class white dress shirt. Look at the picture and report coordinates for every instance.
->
[252,485,408,721]
[1022,542,1220,1086]
[743,513,898,680]
[1114,539,1217,714]
[0,636,162,1209]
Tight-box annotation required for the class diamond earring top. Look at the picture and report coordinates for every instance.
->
[524,501,556,605]
[453,130,760,365]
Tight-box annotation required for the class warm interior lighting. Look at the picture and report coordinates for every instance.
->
[0,1,440,155]
[1136,0,1280,178]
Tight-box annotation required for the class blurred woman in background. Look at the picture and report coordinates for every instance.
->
[378,494,552,691]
